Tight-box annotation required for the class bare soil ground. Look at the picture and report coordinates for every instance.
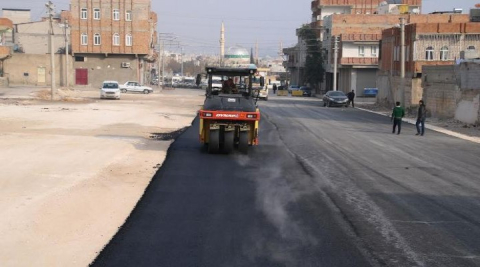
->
[0,87,204,266]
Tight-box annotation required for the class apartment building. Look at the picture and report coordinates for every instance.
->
[69,0,157,86]
[283,29,307,87]
[310,0,422,39]
[379,15,477,106]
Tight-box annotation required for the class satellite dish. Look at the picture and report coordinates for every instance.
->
[412,8,420,14]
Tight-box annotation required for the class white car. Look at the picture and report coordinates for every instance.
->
[100,81,121,99]
[120,81,154,94]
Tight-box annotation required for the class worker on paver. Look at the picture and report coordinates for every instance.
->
[391,102,405,135]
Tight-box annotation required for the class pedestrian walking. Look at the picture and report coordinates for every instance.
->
[391,102,405,135]
[346,90,355,107]
[273,84,277,94]
[416,100,427,136]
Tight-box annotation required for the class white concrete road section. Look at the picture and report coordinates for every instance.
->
[0,87,203,266]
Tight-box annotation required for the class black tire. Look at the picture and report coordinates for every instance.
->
[265,96,268,101]
[121,89,127,93]
[208,130,220,154]
[144,89,149,94]
[223,131,234,153]
[238,131,249,154]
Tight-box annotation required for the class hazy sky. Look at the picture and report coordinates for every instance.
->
[0,0,477,56]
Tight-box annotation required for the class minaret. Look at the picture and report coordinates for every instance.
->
[220,22,225,66]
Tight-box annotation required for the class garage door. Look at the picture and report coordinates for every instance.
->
[75,69,88,85]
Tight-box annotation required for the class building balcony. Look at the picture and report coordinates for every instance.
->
[341,34,382,42]
[340,57,379,66]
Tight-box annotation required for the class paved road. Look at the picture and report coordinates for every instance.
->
[93,95,480,267]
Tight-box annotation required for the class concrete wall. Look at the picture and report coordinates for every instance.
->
[15,21,67,54]
[3,53,73,86]
[2,9,31,24]
[376,73,422,107]
[423,63,480,124]
[73,54,141,87]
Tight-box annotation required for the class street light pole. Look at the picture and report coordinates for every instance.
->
[333,35,339,91]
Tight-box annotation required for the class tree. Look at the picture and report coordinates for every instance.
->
[298,25,325,90]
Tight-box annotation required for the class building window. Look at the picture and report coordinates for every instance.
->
[126,10,132,21]
[81,8,87,19]
[425,46,434,60]
[358,46,365,57]
[113,33,120,46]
[81,33,88,45]
[113,9,120,20]
[94,34,101,45]
[126,34,133,46]
[467,45,476,51]
[75,56,85,62]
[440,46,449,61]
[93,8,101,20]
[371,46,377,57]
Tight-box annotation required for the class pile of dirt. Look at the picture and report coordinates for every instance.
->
[35,88,89,102]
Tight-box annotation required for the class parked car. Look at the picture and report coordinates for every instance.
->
[120,81,154,94]
[323,91,348,107]
[300,86,312,97]
[288,85,300,94]
[100,81,121,99]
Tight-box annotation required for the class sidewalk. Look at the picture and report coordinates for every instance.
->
[356,105,480,144]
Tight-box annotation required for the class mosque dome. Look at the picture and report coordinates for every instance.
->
[225,45,250,59]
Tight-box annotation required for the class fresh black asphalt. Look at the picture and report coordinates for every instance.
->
[92,95,480,267]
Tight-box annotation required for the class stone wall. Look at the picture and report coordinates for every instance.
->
[423,63,480,124]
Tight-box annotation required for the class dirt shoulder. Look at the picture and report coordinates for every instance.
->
[0,87,204,266]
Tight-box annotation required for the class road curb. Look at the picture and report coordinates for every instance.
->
[356,107,480,144]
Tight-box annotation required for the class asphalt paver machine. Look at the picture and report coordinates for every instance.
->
[199,65,261,154]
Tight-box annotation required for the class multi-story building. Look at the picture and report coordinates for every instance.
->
[310,0,422,39]
[283,29,307,87]
[378,15,474,106]
[68,0,157,86]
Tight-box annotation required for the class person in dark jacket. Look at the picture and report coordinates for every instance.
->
[346,90,355,107]
[391,102,405,135]
[416,100,427,136]
[273,84,277,94]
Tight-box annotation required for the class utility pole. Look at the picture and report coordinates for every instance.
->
[46,1,55,100]
[180,46,184,77]
[161,41,165,87]
[333,35,339,91]
[64,19,69,88]
[400,17,406,107]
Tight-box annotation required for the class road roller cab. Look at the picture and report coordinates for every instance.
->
[199,65,261,154]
